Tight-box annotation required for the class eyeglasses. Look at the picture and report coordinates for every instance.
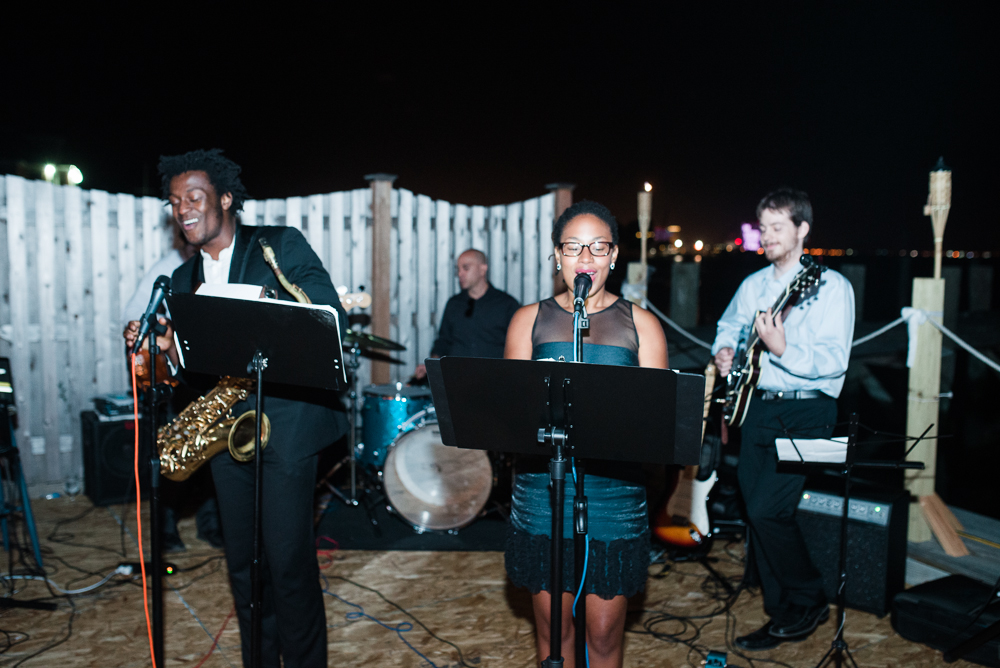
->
[464,297,475,318]
[558,242,615,257]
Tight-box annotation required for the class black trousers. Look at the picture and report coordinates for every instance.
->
[738,395,835,618]
[211,443,326,668]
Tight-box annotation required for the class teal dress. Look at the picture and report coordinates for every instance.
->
[504,297,651,599]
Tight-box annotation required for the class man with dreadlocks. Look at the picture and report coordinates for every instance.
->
[124,149,347,667]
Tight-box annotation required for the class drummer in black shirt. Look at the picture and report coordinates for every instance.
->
[414,249,519,379]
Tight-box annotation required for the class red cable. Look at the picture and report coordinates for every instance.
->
[316,535,340,569]
[192,606,236,668]
[131,354,157,668]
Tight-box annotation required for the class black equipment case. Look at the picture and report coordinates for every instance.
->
[891,574,1000,667]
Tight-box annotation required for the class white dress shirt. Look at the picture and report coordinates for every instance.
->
[712,262,855,398]
[201,237,235,285]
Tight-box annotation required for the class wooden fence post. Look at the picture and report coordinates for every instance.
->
[367,173,396,386]
[905,277,945,543]
[547,183,575,221]
[546,183,574,294]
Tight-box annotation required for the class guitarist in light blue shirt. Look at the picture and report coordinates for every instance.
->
[712,188,855,651]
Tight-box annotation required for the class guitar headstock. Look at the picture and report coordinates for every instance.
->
[794,254,825,292]
[339,292,372,311]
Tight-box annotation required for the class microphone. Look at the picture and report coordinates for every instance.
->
[133,275,171,353]
[573,273,593,313]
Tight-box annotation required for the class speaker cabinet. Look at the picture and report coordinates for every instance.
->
[81,411,149,506]
[796,489,908,617]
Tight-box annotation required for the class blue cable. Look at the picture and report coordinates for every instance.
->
[321,575,440,667]
[570,459,591,668]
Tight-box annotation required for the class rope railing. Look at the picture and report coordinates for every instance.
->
[642,297,1000,377]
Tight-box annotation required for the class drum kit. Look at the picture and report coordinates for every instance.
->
[322,293,502,534]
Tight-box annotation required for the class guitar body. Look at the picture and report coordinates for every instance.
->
[721,256,824,427]
[652,362,718,548]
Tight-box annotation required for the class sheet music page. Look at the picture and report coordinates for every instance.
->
[192,284,340,331]
[775,436,847,463]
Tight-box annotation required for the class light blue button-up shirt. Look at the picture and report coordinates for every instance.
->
[711,262,855,398]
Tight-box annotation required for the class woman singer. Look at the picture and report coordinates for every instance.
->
[504,200,668,667]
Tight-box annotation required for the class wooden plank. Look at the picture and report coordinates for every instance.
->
[434,200,451,335]
[489,205,506,291]
[539,193,555,298]
[452,204,469,295]
[0,178,9,362]
[522,197,540,304]
[919,494,969,557]
[397,190,416,374]
[264,198,282,227]
[370,181,393,386]
[36,182,62,482]
[328,192,346,289]
[350,189,370,384]
[415,195,434,366]
[285,196,302,231]
[307,194,326,270]
[388,191,401,382]
[5,176,34,483]
[905,277,944,542]
[116,194,137,326]
[64,185,88,485]
[470,205,487,254]
[141,197,161,273]
[90,190,114,395]
[242,199,258,226]
[505,201,522,303]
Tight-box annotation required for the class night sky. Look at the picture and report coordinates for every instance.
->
[3,4,995,251]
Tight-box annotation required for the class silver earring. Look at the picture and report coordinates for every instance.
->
[556,263,561,271]
[610,262,615,270]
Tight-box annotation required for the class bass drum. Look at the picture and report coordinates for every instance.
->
[383,416,493,533]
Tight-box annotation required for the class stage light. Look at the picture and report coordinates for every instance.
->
[43,164,56,181]
[694,240,703,251]
[673,239,683,248]
[644,182,652,192]
[67,165,83,185]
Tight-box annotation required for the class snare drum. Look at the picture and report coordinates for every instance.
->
[383,416,493,533]
[358,383,433,471]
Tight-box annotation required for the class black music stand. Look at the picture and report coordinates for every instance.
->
[777,413,925,668]
[168,293,345,668]
[427,356,703,668]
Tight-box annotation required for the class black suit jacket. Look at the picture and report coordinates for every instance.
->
[171,224,349,458]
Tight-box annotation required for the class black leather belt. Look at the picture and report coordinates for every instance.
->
[758,390,827,401]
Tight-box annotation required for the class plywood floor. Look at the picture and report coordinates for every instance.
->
[0,496,978,667]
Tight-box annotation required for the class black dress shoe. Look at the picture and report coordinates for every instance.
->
[769,605,829,638]
[735,622,784,651]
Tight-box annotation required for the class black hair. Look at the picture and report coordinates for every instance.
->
[552,200,619,246]
[756,188,813,227]
[157,148,249,215]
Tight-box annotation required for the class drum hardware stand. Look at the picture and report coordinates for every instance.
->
[0,359,54,612]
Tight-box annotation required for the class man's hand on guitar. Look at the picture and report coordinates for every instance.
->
[754,307,786,357]
[714,347,734,376]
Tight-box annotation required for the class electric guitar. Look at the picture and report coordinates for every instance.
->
[722,255,824,427]
[652,362,718,548]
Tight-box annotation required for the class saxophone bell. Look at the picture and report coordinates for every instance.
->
[227,410,271,462]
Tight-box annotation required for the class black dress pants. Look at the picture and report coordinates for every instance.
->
[738,395,835,618]
[211,443,326,668]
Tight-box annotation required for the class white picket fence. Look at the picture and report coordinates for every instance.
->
[0,175,556,492]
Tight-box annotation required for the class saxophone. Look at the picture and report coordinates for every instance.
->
[157,237,309,482]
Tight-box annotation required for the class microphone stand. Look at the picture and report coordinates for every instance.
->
[141,315,167,668]
[571,286,589,667]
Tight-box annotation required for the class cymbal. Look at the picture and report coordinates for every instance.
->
[344,329,406,352]
[349,348,404,365]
